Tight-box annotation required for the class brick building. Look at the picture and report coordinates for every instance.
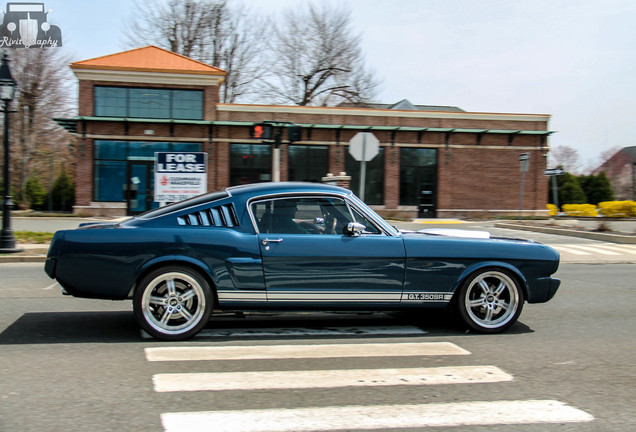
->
[593,146,636,200]
[56,46,554,218]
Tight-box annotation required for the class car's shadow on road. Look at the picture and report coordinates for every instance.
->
[0,310,533,344]
[0,311,141,344]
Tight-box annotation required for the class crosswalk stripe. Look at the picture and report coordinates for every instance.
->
[160,400,594,431]
[553,245,591,255]
[562,244,621,255]
[153,365,512,392]
[593,244,636,255]
[145,342,470,362]
[142,325,427,339]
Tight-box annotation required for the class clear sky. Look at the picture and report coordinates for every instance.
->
[23,0,636,170]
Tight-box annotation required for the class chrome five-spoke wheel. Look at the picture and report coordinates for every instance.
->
[133,266,212,340]
[456,268,524,333]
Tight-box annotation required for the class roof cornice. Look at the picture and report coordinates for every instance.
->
[72,68,225,87]
[217,104,550,122]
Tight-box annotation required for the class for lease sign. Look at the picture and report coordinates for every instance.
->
[154,152,207,203]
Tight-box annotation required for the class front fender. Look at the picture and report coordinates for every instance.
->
[451,261,530,301]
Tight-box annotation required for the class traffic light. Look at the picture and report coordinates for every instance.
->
[250,123,273,140]
[287,125,303,142]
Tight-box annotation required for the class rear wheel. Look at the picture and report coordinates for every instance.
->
[456,268,524,333]
[133,266,212,340]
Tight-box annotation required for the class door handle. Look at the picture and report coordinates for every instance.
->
[262,238,283,246]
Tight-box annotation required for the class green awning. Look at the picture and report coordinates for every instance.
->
[54,117,555,137]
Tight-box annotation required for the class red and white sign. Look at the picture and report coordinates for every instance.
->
[154,152,207,203]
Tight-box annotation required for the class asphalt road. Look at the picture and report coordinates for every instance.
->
[0,259,634,431]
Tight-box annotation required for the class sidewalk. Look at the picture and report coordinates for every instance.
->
[0,244,49,263]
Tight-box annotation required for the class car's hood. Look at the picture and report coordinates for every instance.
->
[400,228,534,243]
[400,228,491,239]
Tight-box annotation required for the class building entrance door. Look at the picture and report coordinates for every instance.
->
[416,166,437,218]
[418,180,436,218]
[126,162,156,215]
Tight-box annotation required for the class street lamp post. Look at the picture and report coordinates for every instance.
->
[0,53,22,253]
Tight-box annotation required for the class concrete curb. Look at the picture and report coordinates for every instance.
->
[0,255,47,263]
[0,246,48,263]
[495,223,636,244]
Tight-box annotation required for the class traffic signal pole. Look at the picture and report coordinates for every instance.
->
[250,122,302,183]
[273,130,282,182]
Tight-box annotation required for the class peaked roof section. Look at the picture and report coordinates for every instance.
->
[71,45,226,76]
[337,100,465,113]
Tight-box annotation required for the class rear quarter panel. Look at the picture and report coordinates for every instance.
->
[51,226,261,299]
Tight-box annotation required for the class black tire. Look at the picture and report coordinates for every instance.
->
[455,268,524,333]
[133,266,213,341]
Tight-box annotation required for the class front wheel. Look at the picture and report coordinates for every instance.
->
[456,268,524,333]
[133,266,212,340]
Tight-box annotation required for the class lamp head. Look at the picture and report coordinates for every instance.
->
[0,53,16,102]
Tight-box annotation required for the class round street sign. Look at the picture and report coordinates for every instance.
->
[349,132,380,162]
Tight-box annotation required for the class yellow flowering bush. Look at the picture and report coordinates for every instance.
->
[561,204,598,217]
[546,203,558,216]
[598,201,636,217]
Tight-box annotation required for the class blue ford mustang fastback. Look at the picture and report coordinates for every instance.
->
[44,182,560,340]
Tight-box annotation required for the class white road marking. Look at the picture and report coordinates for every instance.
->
[563,244,621,255]
[153,365,511,392]
[145,341,469,362]
[594,244,636,255]
[142,325,427,339]
[552,245,591,256]
[160,400,594,431]
[42,282,60,290]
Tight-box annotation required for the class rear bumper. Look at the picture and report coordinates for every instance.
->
[44,258,56,279]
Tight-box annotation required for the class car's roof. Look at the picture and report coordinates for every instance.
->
[227,182,352,199]
[133,182,353,221]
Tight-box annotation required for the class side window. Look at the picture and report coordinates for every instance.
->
[252,196,355,235]
[253,198,320,234]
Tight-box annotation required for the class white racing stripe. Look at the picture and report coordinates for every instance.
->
[142,325,427,339]
[161,400,594,431]
[153,365,511,392]
[145,341,469,362]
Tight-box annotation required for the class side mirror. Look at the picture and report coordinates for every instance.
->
[345,222,366,236]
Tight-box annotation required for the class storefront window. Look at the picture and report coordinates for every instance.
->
[94,86,204,120]
[288,145,329,182]
[94,87,126,117]
[346,148,384,205]
[400,148,437,207]
[173,90,204,120]
[94,141,202,202]
[129,88,170,118]
[230,143,272,185]
[95,160,126,201]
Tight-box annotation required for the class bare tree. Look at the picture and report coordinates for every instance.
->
[123,0,268,103]
[2,48,75,208]
[550,145,582,174]
[263,2,380,106]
